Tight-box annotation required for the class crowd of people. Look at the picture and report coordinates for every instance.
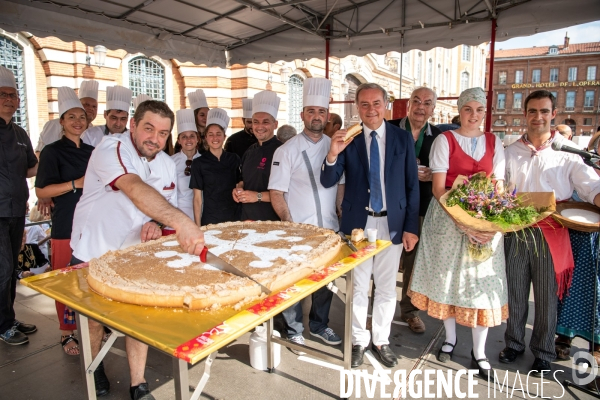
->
[1,61,600,400]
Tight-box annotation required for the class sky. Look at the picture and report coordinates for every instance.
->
[495,21,600,49]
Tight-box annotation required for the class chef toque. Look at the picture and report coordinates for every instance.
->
[0,66,17,89]
[303,78,332,109]
[189,89,208,110]
[176,109,197,134]
[206,108,230,131]
[78,80,99,100]
[106,86,133,112]
[133,94,153,110]
[252,90,280,120]
[242,98,253,119]
[58,86,84,116]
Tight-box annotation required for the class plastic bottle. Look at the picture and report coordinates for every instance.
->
[249,323,281,370]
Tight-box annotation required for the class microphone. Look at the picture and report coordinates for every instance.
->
[551,141,600,160]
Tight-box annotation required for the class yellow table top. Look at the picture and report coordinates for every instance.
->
[21,239,391,364]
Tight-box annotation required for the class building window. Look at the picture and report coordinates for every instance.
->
[460,71,470,93]
[584,90,595,109]
[0,36,26,131]
[445,68,450,94]
[416,53,422,85]
[462,45,471,62]
[568,67,577,82]
[494,119,507,126]
[515,70,523,84]
[427,58,433,86]
[587,66,597,80]
[128,56,165,114]
[513,118,521,126]
[437,64,441,89]
[287,74,304,133]
[498,71,507,85]
[497,93,506,110]
[550,91,558,102]
[584,118,592,126]
[549,46,558,55]
[532,69,541,83]
[549,68,559,82]
[513,93,523,110]
[565,91,575,110]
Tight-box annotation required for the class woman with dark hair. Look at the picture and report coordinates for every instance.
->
[35,87,94,356]
[171,109,200,220]
[190,108,241,225]
[189,89,209,153]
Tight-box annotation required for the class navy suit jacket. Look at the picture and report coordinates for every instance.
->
[320,121,420,245]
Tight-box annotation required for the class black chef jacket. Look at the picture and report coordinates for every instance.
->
[224,129,257,160]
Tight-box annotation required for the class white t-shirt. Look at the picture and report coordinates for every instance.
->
[71,132,178,261]
[81,125,129,147]
[171,150,201,220]
[268,132,342,231]
[25,218,49,258]
[430,131,506,180]
[505,133,600,203]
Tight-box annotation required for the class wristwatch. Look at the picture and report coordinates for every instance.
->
[257,192,263,202]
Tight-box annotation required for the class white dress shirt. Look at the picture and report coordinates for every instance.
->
[363,121,387,212]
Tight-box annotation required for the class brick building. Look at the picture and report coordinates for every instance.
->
[486,35,600,138]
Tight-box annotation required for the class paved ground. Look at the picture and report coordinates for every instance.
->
[1,273,598,399]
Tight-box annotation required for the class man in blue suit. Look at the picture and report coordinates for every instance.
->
[321,83,419,368]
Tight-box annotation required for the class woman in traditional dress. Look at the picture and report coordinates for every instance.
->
[35,87,94,356]
[171,109,200,221]
[189,108,241,225]
[408,87,508,380]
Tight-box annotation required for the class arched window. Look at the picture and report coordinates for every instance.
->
[460,71,470,93]
[0,36,27,130]
[287,74,304,132]
[128,57,165,113]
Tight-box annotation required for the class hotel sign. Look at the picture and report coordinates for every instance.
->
[511,80,600,89]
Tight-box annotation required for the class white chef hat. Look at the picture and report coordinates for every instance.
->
[0,66,17,89]
[58,86,84,116]
[78,80,99,100]
[106,86,133,112]
[252,90,280,120]
[189,89,208,110]
[206,108,230,131]
[176,109,197,135]
[242,98,253,119]
[133,94,153,110]
[303,78,332,109]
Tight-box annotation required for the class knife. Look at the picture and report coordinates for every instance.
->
[200,247,271,295]
[337,231,358,252]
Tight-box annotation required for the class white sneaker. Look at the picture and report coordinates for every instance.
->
[287,335,306,355]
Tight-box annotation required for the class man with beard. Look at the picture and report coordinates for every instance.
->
[233,90,282,221]
[224,98,257,158]
[70,100,205,399]
[82,86,133,146]
[269,78,343,351]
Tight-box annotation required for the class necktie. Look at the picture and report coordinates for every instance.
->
[369,131,383,213]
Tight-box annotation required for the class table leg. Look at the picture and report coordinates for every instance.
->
[266,318,275,372]
[343,269,354,371]
[189,352,216,400]
[172,358,189,400]
[76,313,97,400]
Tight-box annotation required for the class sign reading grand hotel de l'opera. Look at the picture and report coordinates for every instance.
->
[511,80,600,89]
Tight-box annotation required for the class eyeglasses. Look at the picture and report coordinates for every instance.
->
[184,159,192,176]
[0,92,18,100]
[411,98,433,108]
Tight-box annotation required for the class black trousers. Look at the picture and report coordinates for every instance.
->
[0,217,25,333]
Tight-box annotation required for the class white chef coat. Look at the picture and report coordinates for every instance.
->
[71,132,177,261]
[81,125,129,147]
[36,119,94,152]
[268,132,342,231]
[505,133,600,203]
[171,150,201,220]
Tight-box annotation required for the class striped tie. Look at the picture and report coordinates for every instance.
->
[369,131,383,213]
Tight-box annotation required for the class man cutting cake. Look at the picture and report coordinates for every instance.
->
[70,100,205,400]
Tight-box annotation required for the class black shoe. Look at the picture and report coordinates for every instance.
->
[437,341,456,363]
[499,347,525,364]
[94,361,110,397]
[471,350,494,382]
[530,358,552,377]
[14,320,37,334]
[130,382,155,400]
[371,344,398,368]
[351,345,365,368]
[0,326,28,345]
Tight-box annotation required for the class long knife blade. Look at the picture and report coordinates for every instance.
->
[337,231,358,252]
[200,247,271,294]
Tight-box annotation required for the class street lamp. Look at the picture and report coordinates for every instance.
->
[341,80,349,95]
[280,67,291,84]
[93,45,107,68]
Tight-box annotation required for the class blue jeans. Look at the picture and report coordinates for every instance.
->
[0,217,25,333]
[280,286,333,337]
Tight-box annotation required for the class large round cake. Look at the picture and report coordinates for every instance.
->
[87,221,342,310]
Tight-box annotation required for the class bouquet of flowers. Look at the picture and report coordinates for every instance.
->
[440,172,555,261]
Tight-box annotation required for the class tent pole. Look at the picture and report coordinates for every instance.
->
[326,24,330,79]
[399,32,404,98]
[485,18,497,132]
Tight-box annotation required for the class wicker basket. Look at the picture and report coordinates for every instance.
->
[552,202,600,232]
